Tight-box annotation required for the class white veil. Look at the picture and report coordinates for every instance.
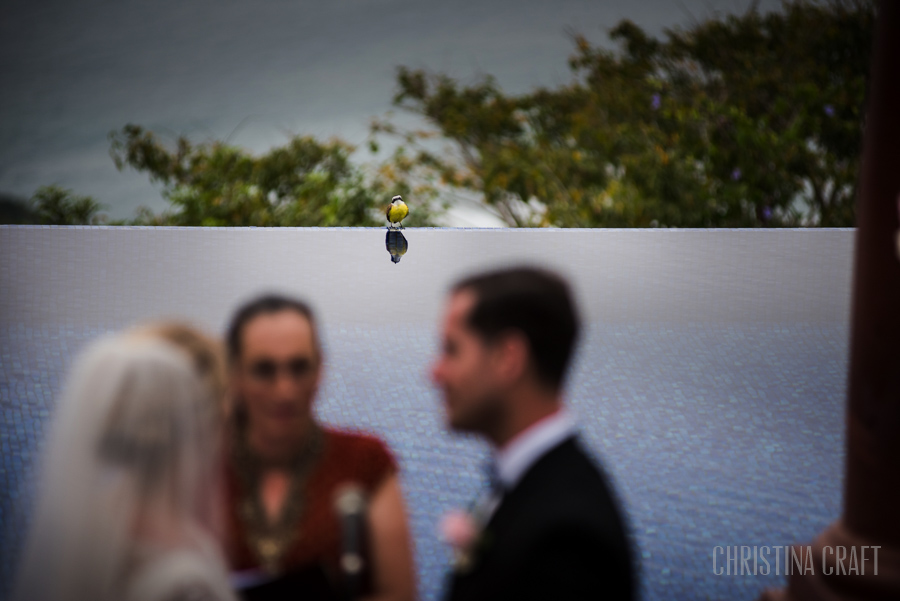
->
[13,334,222,601]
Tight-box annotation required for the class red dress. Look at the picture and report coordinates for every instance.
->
[223,427,397,590]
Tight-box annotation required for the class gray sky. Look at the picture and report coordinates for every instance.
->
[0,0,779,224]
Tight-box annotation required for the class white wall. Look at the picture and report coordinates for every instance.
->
[0,227,855,332]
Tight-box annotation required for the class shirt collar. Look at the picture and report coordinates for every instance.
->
[493,407,577,490]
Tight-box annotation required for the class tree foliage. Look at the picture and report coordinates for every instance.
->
[108,125,438,227]
[27,186,106,225]
[375,0,874,227]
[12,0,872,228]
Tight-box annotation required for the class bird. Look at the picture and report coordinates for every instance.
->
[385,230,409,264]
[386,195,409,229]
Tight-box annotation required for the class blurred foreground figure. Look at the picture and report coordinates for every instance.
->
[131,321,229,415]
[13,334,236,601]
[432,267,635,601]
[222,295,415,601]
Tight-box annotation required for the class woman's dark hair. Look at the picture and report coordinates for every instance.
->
[226,294,319,362]
[452,266,580,391]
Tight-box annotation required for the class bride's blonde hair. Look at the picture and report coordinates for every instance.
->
[13,333,220,601]
[129,321,229,416]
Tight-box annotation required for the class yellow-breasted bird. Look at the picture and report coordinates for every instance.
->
[386,195,409,229]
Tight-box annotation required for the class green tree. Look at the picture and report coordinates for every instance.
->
[109,124,437,227]
[29,186,106,225]
[375,0,874,227]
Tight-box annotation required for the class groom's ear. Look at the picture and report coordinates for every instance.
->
[490,331,530,387]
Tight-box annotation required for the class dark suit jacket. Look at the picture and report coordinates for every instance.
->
[444,436,635,601]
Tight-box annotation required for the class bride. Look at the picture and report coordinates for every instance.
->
[13,332,236,601]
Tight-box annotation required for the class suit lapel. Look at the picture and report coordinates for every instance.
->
[445,436,581,600]
[484,434,577,528]
[467,435,578,569]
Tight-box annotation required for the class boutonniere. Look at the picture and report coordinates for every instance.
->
[439,509,492,573]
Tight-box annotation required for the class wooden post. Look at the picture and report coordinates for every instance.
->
[762,1,900,598]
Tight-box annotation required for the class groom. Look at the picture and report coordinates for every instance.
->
[431,267,635,601]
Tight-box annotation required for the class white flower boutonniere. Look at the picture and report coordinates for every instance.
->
[439,510,489,573]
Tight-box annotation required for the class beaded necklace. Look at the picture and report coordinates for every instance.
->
[231,421,325,575]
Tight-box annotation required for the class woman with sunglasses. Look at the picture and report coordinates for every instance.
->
[222,295,415,601]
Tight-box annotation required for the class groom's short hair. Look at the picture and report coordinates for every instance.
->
[452,266,580,390]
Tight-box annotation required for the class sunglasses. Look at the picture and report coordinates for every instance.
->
[246,357,315,382]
